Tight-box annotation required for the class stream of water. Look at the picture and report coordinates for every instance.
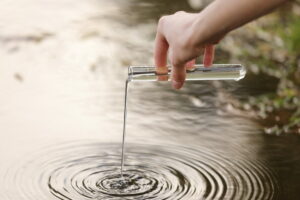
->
[120,79,129,176]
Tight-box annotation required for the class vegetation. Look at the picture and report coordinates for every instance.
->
[223,3,300,135]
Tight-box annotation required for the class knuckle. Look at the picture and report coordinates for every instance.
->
[158,16,167,26]
[157,16,168,31]
[175,11,185,15]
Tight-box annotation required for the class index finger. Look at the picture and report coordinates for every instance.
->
[154,27,169,80]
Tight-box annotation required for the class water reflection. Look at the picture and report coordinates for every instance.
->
[2,142,278,199]
[0,0,299,199]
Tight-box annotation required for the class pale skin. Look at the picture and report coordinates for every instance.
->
[154,0,289,89]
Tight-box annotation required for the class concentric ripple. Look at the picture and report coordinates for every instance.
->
[2,141,279,200]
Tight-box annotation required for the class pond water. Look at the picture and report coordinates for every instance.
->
[0,0,300,199]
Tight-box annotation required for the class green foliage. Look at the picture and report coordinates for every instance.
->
[225,5,300,135]
[283,16,300,53]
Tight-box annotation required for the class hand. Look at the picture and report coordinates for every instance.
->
[154,0,287,89]
[154,11,221,89]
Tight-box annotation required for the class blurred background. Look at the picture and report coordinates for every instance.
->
[0,0,299,199]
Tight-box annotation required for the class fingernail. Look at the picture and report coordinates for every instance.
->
[172,81,183,89]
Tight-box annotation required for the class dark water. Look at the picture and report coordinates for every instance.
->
[1,0,300,199]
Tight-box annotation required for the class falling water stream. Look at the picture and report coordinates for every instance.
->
[120,79,129,176]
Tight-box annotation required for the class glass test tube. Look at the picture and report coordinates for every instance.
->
[128,64,246,82]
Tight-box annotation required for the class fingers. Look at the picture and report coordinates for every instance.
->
[171,59,195,89]
[154,19,169,75]
[171,63,186,90]
[203,45,215,67]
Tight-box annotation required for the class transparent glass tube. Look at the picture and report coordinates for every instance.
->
[128,64,246,82]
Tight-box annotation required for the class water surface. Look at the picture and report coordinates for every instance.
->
[0,0,300,199]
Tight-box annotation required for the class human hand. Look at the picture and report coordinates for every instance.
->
[154,0,288,89]
[154,11,221,89]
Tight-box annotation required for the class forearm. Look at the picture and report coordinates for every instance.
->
[191,0,289,46]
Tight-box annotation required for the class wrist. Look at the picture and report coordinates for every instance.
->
[189,13,208,46]
[181,14,205,55]
[190,2,229,47]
